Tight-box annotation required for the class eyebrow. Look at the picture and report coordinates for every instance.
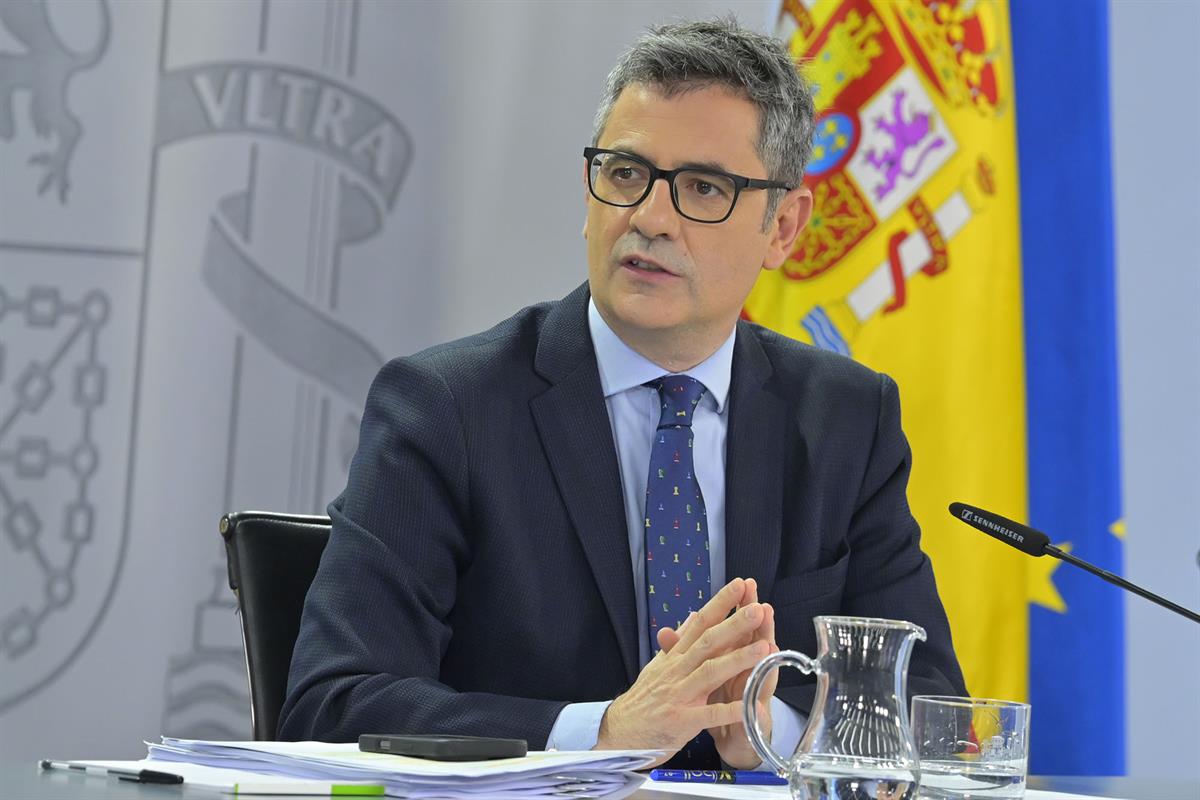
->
[605,145,732,175]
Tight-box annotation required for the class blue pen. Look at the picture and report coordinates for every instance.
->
[649,769,787,786]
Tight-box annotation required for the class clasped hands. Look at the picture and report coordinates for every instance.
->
[595,577,778,768]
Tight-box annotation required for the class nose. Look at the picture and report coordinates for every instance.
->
[629,177,681,240]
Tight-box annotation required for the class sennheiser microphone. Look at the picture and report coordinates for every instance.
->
[949,502,1200,624]
[949,502,1050,557]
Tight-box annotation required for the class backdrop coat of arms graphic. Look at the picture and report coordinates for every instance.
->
[0,0,419,750]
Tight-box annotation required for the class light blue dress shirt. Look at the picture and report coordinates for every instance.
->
[544,300,805,759]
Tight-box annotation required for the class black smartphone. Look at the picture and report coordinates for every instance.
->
[358,734,527,761]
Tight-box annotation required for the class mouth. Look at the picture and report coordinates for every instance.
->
[619,255,677,277]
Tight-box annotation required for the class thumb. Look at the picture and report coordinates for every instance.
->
[658,610,698,653]
[656,626,681,653]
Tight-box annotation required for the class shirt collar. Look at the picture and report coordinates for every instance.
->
[587,297,734,413]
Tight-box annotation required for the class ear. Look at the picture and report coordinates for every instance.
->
[762,186,813,271]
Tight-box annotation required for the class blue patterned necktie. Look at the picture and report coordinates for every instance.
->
[644,375,710,646]
[644,374,718,767]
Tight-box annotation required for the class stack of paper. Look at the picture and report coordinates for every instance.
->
[140,737,660,798]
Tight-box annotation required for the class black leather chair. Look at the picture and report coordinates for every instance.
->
[220,510,331,740]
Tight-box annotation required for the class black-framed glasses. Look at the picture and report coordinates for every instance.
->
[583,147,792,224]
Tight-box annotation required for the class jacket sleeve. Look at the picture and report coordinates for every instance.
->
[276,357,569,744]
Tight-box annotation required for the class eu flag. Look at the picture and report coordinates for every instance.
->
[1013,0,1124,775]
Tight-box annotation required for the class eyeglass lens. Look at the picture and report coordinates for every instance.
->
[588,152,738,222]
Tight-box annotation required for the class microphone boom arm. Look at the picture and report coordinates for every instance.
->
[1045,543,1200,624]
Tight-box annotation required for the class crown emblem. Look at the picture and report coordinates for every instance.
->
[892,0,1004,115]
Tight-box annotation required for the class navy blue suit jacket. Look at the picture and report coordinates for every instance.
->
[279,283,967,745]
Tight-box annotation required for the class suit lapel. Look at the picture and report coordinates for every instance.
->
[724,323,786,600]
[530,285,639,684]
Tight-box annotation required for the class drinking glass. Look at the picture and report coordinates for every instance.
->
[911,696,1030,799]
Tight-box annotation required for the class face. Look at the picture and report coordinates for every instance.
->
[584,83,812,358]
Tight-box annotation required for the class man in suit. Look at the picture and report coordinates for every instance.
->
[280,18,967,768]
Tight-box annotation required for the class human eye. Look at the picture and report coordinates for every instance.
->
[604,158,646,184]
[682,172,732,199]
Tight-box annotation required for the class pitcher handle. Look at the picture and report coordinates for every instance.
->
[743,649,818,775]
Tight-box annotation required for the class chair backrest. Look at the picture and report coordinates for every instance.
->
[220,510,331,741]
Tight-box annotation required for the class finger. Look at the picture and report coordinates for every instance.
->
[713,605,777,715]
[657,608,700,654]
[680,639,770,697]
[674,578,748,654]
[733,578,760,649]
[681,699,745,733]
[727,602,778,694]
[739,600,772,651]
[740,577,759,608]
[758,602,775,647]
[760,604,780,694]
[675,601,766,674]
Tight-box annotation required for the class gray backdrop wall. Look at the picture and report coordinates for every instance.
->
[0,0,1194,780]
[1110,0,1200,780]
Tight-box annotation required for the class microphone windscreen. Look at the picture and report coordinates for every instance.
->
[948,502,1050,557]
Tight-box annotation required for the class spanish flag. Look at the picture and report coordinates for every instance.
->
[755,0,1122,773]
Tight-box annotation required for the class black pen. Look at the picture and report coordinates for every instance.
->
[40,759,184,784]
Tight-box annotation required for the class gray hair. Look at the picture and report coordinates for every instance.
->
[591,17,815,228]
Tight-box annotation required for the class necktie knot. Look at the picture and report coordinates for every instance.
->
[651,375,706,428]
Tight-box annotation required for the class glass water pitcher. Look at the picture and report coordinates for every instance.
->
[744,615,928,800]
